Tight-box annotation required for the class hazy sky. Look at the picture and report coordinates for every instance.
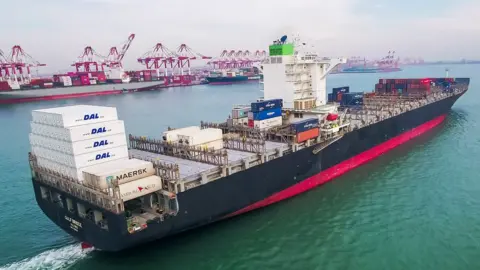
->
[2,0,479,72]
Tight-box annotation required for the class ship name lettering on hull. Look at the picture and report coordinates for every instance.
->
[65,216,83,232]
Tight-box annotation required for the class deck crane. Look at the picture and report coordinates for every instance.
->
[175,44,211,76]
[72,46,106,73]
[137,43,178,77]
[103,34,135,69]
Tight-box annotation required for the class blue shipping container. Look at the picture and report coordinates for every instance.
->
[340,92,364,106]
[251,99,283,112]
[251,108,282,121]
[327,93,333,102]
[291,118,319,133]
[332,86,350,101]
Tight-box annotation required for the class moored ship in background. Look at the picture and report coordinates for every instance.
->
[332,51,402,74]
[206,67,263,85]
[27,35,469,252]
[0,35,209,104]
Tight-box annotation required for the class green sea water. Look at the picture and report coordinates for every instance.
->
[0,65,479,270]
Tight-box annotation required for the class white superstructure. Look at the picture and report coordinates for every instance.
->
[262,36,346,109]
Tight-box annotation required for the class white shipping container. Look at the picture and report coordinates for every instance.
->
[36,157,86,181]
[253,116,282,130]
[82,158,155,190]
[31,145,129,168]
[162,126,201,142]
[30,120,125,142]
[119,175,162,202]
[29,133,127,155]
[31,105,118,128]
[232,107,250,119]
[233,117,249,126]
[178,128,222,146]
[195,139,223,150]
[247,111,254,120]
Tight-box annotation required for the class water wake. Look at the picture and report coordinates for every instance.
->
[0,244,91,270]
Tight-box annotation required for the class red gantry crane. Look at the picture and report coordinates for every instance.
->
[175,43,211,75]
[104,34,135,69]
[5,45,46,84]
[72,46,106,73]
[137,43,178,76]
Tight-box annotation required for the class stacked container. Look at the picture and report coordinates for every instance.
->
[177,128,223,150]
[231,106,250,127]
[290,118,320,143]
[331,86,350,102]
[29,105,129,182]
[249,99,283,129]
[340,92,364,106]
[81,158,156,191]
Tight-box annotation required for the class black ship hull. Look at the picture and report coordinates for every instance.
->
[32,92,464,251]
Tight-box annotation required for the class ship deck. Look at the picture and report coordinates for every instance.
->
[128,141,288,180]
[0,81,163,99]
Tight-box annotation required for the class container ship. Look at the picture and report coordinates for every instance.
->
[0,72,201,104]
[27,37,469,252]
[206,67,263,85]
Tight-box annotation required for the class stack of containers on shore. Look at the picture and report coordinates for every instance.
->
[229,106,250,126]
[248,99,283,129]
[29,105,129,182]
[176,128,224,150]
[328,86,350,102]
[0,81,11,91]
[290,118,320,143]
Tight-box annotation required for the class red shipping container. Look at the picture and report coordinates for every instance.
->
[248,119,254,128]
[0,81,11,91]
[296,128,319,143]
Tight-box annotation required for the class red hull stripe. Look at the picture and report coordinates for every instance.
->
[226,114,447,218]
[0,90,123,104]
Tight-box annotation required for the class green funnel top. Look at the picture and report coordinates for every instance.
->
[269,44,294,56]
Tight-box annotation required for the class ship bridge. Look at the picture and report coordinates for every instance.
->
[262,36,346,110]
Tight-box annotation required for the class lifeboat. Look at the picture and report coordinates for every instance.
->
[326,113,338,121]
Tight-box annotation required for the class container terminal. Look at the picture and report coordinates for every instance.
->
[27,35,469,251]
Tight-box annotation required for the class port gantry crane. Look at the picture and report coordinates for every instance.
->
[137,43,211,79]
[174,44,212,76]
[137,43,177,76]
[103,34,135,69]
[72,45,105,73]
[0,45,46,85]
[208,49,266,70]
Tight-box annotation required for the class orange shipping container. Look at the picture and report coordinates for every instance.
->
[296,128,319,143]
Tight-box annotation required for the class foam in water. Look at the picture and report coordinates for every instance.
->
[0,244,91,270]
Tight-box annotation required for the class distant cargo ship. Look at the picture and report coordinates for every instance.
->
[337,66,403,73]
[206,67,263,85]
[332,51,402,74]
